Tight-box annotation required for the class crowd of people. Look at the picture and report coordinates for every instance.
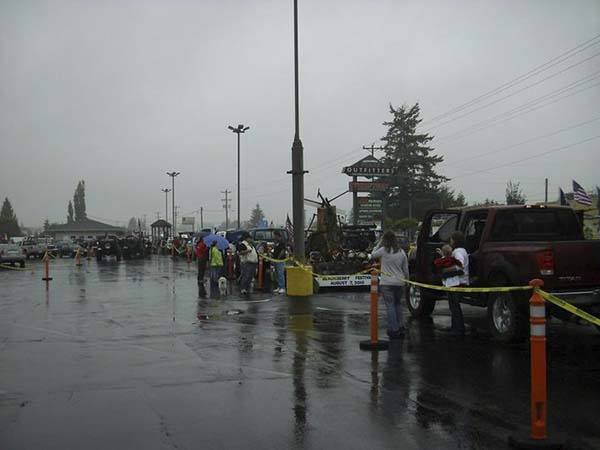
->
[195,230,288,298]
[370,230,469,339]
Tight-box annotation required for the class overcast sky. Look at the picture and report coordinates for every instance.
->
[1,0,599,228]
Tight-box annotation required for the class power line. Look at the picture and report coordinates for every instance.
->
[440,114,600,168]
[427,52,600,131]
[437,78,600,143]
[422,32,600,126]
[450,135,600,180]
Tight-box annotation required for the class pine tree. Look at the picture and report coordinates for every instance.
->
[127,217,138,233]
[0,197,22,237]
[505,180,526,205]
[381,103,448,219]
[67,201,74,223]
[73,180,87,222]
[248,203,265,228]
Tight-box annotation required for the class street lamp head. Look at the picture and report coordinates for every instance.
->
[166,171,180,177]
[243,126,250,132]
[228,126,235,131]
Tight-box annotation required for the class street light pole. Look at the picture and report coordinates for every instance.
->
[161,188,171,236]
[288,0,306,262]
[228,124,250,229]
[166,172,180,236]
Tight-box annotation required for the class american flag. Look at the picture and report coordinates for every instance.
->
[572,180,592,206]
[285,214,294,244]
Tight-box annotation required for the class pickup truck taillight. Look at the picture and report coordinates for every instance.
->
[537,250,554,276]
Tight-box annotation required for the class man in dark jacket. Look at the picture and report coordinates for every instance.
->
[272,230,287,294]
[196,239,209,297]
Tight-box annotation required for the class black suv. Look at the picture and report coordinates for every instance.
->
[95,235,122,262]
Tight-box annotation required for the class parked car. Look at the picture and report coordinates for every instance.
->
[0,243,26,268]
[20,239,45,259]
[95,235,122,262]
[56,241,74,258]
[247,228,289,248]
[410,204,600,342]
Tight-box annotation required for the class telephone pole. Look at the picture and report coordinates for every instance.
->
[221,190,232,230]
[200,207,204,229]
[362,144,384,157]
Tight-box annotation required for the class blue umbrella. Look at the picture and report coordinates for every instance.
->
[202,233,230,251]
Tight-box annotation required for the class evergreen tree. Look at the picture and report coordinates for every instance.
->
[43,219,50,234]
[0,197,22,237]
[381,103,448,219]
[248,203,265,228]
[67,201,74,223]
[73,180,87,222]
[505,180,526,205]
[127,217,138,233]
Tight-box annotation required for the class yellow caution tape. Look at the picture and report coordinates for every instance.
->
[404,279,533,294]
[0,263,30,271]
[537,289,600,327]
[257,253,293,263]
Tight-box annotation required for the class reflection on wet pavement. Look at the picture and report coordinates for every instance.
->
[0,257,599,449]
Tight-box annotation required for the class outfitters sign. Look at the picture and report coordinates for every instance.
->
[342,155,395,177]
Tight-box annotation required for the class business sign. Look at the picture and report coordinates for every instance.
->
[314,274,372,288]
[349,181,389,192]
[181,217,195,225]
[342,155,395,177]
[358,198,383,210]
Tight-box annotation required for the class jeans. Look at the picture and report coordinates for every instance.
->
[197,260,207,296]
[209,266,222,298]
[274,262,285,290]
[380,285,405,335]
[240,262,257,292]
[448,292,465,334]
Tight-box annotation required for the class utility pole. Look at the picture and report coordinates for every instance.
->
[161,188,171,236]
[156,212,160,221]
[166,172,180,236]
[175,206,180,233]
[200,207,204,229]
[221,190,231,230]
[362,144,384,157]
[545,178,549,204]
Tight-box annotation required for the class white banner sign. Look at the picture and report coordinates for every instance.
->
[315,274,371,288]
[181,217,195,225]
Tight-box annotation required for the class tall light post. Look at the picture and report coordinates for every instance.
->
[161,188,171,237]
[166,172,180,236]
[288,0,306,262]
[228,124,249,230]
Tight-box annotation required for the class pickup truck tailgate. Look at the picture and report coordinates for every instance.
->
[553,240,600,288]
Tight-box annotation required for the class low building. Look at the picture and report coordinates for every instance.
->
[47,219,125,241]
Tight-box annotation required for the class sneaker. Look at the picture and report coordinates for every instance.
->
[277,288,286,294]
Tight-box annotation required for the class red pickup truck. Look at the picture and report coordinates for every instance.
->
[408,205,600,341]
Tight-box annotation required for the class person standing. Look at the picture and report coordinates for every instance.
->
[272,230,287,294]
[370,231,409,339]
[237,232,258,295]
[446,231,469,336]
[195,239,209,297]
[208,241,224,298]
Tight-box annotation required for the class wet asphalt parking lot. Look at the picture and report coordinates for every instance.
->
[1,256,599,450]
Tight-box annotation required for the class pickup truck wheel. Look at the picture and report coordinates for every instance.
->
[487,292,527,343]
[407,285,436,318]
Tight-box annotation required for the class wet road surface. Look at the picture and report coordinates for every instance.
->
[1,257,599,449]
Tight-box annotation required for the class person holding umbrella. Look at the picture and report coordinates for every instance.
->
[208,241,224,298]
